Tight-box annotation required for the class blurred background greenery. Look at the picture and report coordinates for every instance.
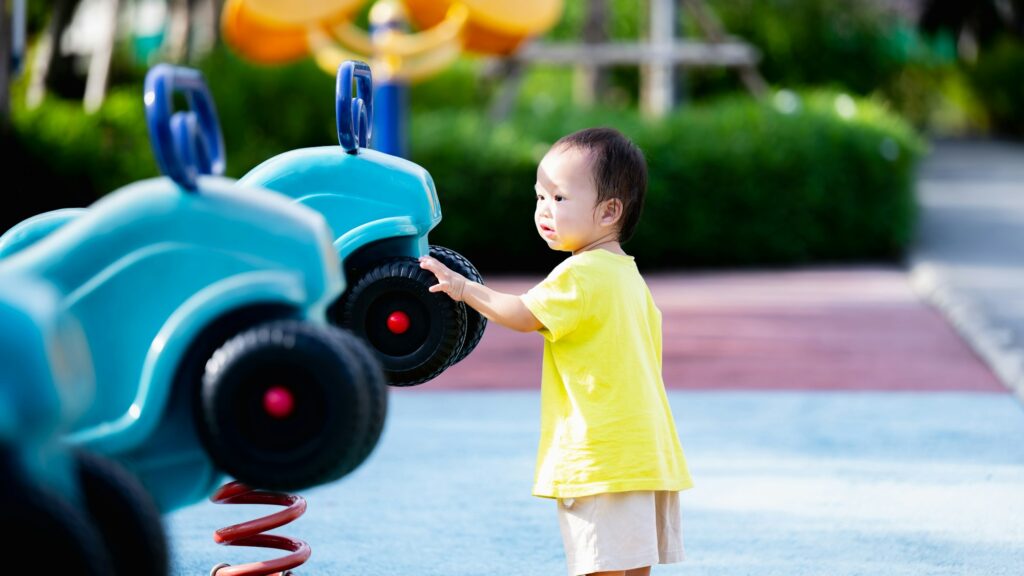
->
[2,0,1021,272]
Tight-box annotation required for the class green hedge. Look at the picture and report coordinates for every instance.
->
[969,37,1024,137]
[11,88,156,189]
[2,50,337,234]
[5,54,923,273]
[4,87,156,232]
[412,91,925,273]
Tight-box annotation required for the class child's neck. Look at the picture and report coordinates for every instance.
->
[573,236,626,256]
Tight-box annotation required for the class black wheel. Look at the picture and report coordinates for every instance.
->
[429,245,487,365]
[1,446,114,575]
[198,320,381,491]
[76,450,169,576]
[327,328,388,469]
[335,258,466,386]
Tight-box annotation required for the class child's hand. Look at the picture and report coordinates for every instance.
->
[419,255,468,302]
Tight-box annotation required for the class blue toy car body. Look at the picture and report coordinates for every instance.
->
[0,65,387,513]
[0,275,94,505]
[240,146,442,266]
[0,276,169,575]
[0,174,361,511]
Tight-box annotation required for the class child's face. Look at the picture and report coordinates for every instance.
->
[534,146,616,253]
[536,145,614,251]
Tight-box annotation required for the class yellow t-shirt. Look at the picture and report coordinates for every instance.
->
[520,249,693,499]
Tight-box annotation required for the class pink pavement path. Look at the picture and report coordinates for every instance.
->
[428,267,1006,392]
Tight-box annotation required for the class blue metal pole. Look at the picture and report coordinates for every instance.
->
[372,81,408,158]
[369,0,410,158]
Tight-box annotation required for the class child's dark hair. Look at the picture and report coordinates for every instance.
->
[554,127,648,243]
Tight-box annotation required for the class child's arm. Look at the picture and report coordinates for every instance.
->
[419,256,543,333]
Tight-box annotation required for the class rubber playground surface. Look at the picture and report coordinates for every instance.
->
[167,268,1024,576]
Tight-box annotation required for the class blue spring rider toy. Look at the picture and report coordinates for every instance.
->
[0,64,388,522]
[239,60,487,387]
[0,275,170,575]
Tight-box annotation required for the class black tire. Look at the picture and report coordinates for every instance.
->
[1,446,114,575]
[198,320,378,491]
[75,450,169,576]
[327,328,388,468]
[335,258,466,386]
[429,245,487,365]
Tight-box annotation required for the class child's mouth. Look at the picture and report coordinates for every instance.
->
[540,225,556,237]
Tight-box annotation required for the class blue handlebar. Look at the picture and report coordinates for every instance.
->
[144,64,225,191]
[336,61,374,154]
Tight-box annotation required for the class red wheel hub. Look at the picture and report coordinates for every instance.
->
[387,311,411,334]
[263,386,295,419]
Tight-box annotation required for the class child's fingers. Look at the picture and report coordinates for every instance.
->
[419,256,451,274]
[420,258,444,278]
[428,283,444,293]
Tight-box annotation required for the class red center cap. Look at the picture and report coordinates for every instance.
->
[387,311,411,334]
[263,386,294,419]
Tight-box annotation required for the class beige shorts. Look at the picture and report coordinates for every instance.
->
[557,490,684,576]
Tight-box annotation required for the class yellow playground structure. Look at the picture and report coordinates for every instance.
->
[221,0,564,82]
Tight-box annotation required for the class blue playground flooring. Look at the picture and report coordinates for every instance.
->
[167,390,1024,576]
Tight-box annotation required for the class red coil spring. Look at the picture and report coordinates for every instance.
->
[209,481,311,576]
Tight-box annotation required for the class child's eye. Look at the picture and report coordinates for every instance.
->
[554,195,565,202]
[536,194,543,201]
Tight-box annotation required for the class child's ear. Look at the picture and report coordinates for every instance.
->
[599,198,623,227]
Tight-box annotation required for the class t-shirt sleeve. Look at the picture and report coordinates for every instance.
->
[520,262,584,342]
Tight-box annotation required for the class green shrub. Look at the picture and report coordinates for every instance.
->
[4,87,157,232]
[12,87,156,188]
[541,0,916,104]
[195,49,337,174]
[4,49,923,273]
[711,0,905,94]
[3,47,336,235]
[968,37,1024,137]
[412,91,924,273]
